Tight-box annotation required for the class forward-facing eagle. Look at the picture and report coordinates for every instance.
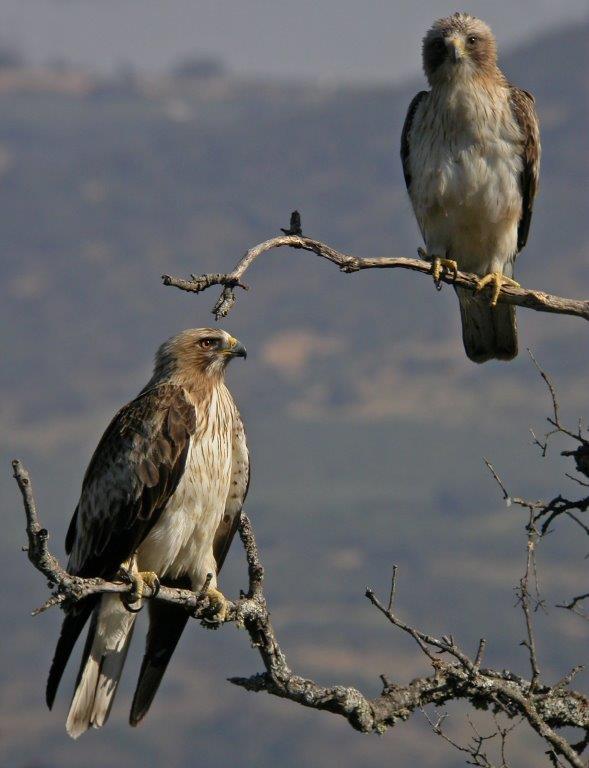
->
[401,13,540,362]
[46,328,249,738]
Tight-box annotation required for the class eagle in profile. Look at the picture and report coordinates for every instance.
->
[46,328,249,738]
[401,13,540,362]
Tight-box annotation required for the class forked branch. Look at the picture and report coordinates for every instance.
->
[11,459,589,767]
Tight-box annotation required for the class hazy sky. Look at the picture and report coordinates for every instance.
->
[2,0,588,82]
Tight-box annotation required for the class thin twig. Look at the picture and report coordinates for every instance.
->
[474,638,487,672]
[387,564,398,613]
[556,594,589,620]
[528,350,587,451]
[518,512,541,691]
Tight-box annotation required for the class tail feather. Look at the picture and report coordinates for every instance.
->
[130,579,190,727]
[456,286,518,363]
[46,598,96,710]
[66,594,138,739]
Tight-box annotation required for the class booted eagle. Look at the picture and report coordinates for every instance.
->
[401,13,540,362]
[46,328,249,738]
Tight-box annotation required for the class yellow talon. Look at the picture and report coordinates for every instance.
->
[126,570,160,606]
[433,257,458,283]
[476,272,520,307]
[418,248,458,283]
[203,586,228,623]
[117,563,160,612]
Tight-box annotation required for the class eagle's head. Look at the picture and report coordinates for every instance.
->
[154,328,247,383]
[422,12,498,86]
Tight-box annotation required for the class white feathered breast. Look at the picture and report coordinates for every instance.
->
[409,79,524,275]
[137,384,235,587]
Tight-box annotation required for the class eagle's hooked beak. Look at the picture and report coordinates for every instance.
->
[224,336,247,359]
[446,35,465,63]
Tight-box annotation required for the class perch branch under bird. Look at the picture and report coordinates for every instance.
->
[162,211,589,323]
[12,458,589,768]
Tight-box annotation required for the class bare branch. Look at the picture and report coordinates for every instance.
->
[554,666,585,691]
[422,709,518,768]
[13,460,589,767]
[366,587,475,671]
[162,214,589,322]
[527,350,586,451]
[480,363,589,766]
[485,361,589,546]
[528,349,562,431]
[483,458,542,513]
[557,594,589,620]
[564,473,589,488]
[474,638,487,673]
[517,511,542,691]
[387,564,398,612]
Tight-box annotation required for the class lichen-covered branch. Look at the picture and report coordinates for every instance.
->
[12,460,234,617]
[162,212,589,323]
[12,458,589,768]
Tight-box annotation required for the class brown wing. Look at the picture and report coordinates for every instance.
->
[509,86,541,252]
[400,90,428,191]
[213,410,249,572]
[48,384,196,709]
[66,383,197,579]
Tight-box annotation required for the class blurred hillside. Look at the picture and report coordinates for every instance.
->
[1,21,588,768]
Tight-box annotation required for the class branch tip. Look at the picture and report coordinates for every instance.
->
[280,210,303,236]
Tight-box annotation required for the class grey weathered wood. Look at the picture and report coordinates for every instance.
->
[162,227,589,323]
[12,459,589,766]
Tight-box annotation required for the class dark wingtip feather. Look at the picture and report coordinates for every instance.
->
[129,667,162,726]
[46,602,95,709]
[129,589,190,726]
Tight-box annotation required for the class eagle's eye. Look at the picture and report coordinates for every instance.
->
[199,338,217,350]
[467,35,479,45]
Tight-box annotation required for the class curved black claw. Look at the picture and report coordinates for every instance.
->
[122,593,144,613]
[116,567,133,584]
[200,617,222,630]
[125,602,144,614]
[150,575,161,599]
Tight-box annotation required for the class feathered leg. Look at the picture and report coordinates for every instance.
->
[46,598,96,710]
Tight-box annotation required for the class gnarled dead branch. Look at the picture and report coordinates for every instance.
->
[162,212,589,323]
[12,458,589,768]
